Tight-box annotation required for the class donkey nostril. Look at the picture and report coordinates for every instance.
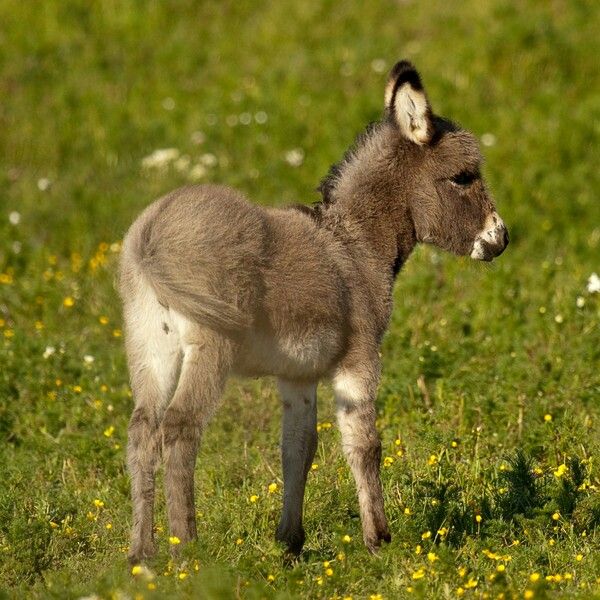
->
[503,228,509,247]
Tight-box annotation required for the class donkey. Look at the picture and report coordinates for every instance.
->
[119,60,508,564]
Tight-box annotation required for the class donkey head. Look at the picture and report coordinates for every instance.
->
[386,61,508,261]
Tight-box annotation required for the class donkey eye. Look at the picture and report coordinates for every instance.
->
[450,171,477,186]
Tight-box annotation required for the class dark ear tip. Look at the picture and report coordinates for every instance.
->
[389,60,416,78]
[388,59,423,90]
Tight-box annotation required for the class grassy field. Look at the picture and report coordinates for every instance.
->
[1,0,599,598]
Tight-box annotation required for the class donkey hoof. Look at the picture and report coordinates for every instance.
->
[128,543,157,565]
[364,530,391,554]
[275,525,305,555]
[380,530,392,544]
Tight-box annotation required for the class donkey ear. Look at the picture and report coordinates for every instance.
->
[385,60,433,145]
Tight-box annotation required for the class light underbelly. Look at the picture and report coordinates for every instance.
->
[233,328,344,380]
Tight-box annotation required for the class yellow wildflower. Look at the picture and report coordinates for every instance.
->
[169,536,181,545]
[554,464,567,478]
[249,495,259,503]
[342,534,352,543]
[411,568,426,580]
[63,296,75,308]
[268,482,278,493]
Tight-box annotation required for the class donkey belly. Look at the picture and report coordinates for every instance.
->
[233,327,344,380]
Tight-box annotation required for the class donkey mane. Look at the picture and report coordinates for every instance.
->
[315,119,384,209]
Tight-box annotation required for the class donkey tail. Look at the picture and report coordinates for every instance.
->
[141,265,251,333]
[122,218,251,334]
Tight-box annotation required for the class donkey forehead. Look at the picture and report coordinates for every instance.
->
[428,126,482,175]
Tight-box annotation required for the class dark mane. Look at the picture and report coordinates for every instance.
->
[316,120,383,208]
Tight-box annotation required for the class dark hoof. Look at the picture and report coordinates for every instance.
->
[364,529,391,554]
[275,525,305,556]
[128,542,157,565]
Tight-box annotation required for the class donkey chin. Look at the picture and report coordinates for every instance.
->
[470,211,509,262]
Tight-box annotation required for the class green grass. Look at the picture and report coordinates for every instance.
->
[1,0,599,598]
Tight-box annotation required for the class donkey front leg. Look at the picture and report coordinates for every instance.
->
[162,327,233,550]
[333,368,390,552]
[275,379,318,555]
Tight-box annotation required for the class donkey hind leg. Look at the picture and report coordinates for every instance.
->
[125,282,182,564]
[162,317,233,550]
[333,370,390,553]
[275,379,318,555]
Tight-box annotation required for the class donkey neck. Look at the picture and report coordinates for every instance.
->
[317,122,418,280]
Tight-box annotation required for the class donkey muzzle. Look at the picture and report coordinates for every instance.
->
[470,212,509,261]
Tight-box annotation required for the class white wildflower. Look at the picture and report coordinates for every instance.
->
[190,130,206,145]
[83,355,95,364]
[239,112,252,125]
[200,153,218,167]
[285,148,304,167]
[254,111,268,124]
[8,211,20,225]
[371,58,386,74]
[174,155,191,173]
[188,164,207,181]
[481,133,497,147]
[226,115,238,127]
[37,178,51,191]
[576,296,585,308]
[43,346,56,359]
[12,241,21,254]
[162,97,176,111]
[141,148,180,170]
[587,273,600,294]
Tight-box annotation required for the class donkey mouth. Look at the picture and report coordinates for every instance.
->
[470,236,508,262]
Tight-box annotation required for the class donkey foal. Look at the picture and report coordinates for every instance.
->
[120,60,508,563]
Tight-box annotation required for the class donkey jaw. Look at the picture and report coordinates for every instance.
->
[470,212,509,261]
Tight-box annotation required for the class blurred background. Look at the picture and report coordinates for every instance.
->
[0,1,599,598]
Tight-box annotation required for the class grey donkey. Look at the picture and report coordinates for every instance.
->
[119,60,508,564]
